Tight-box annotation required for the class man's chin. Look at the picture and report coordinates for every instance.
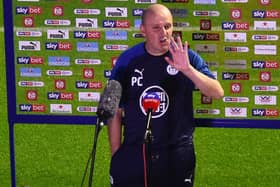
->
[160,45,169,52]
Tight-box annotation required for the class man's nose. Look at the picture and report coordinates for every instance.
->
[159,26,167,34]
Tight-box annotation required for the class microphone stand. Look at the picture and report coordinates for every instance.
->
[88,118,103,187]
[81,118,103,187]
[143,109,153,187]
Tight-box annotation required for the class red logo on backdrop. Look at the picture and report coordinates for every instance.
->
[26,90,38,101]
[89,81,103,89]
[87,31,101,39]
[235,22,249,30]
[52,6,64,16]
[81,0,93,3]
[236,73,249,80]
[201,94,212,104]
[230,82,242,94]
[61,92,74,100]
[29,7,42,15]
[116,20,130,28]
[58,42,72,50]
[266,11,280,18]
[83,68,94,79]
[266,109,278,117]
[230,8,242,19]
[260,71,271,82]
[259,0,271,6]
[54,79,66,90]
[23,16,34,27]
[200,19,211,30]
[30,57,44,64]
[265,61,279,68]
[32,104,46,112]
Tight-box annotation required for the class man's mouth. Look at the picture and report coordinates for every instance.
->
[160,37,168,43]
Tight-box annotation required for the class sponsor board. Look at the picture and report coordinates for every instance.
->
[194,44,217,53]
[224,32,247,42]
[19,104,46,112]
[16,31,42,37]
[76,18,98,28]
[74,9,101,15]
[254,45,277,55]
[105,7,128,17]
[6,0,280,123]
[75,59,101,65]
[254,95,277,105]
[252,109,278,117]
[78,92,100,102]
[50,104,72,113]
[252,85,279,92]
[77,106,97,112]
[18,81,44,87]
[193,10,220,17]
[195,109,220,115]
[225,107,247,117]
[19,41,40,51]
[223,97,249,103]
[224,60,247,69]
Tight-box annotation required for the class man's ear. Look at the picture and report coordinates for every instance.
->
[140,24,146,37]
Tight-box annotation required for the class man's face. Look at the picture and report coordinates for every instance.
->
[140,10,173,56]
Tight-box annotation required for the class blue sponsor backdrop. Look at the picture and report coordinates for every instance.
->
[4,0,280,129]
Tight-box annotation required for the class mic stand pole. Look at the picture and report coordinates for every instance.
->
[88,118,103,187]
[143,109,153,187]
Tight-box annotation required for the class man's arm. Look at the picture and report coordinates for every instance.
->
[107,108,123,155]
[165,37,224,99]
[181,65,224,99]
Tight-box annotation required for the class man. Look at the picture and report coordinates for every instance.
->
[108,4,224,187]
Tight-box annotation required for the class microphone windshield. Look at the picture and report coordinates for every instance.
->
[142,92,160,112]
[96,80,122,121]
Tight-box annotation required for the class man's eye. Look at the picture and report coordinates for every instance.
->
[164,25,171,30]
[153,26,160,30]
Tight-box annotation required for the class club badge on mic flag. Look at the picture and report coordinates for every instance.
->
[142,92,160,113]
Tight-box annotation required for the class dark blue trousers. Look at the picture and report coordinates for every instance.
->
[110,138,195,187]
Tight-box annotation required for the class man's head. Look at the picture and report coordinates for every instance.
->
[140,4,173,56]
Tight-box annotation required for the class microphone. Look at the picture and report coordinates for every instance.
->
[96,80,122,123]
[141,92,160,141]
[86,80,122,187]
[142,92,160,113]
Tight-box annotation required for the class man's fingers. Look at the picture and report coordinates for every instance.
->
[164,56,174,66]
[170,37,178,51]
[175,35,183,50]
[184,41,189,52]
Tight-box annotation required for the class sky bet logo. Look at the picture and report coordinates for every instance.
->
[16,6,42,15]
[222,22,249,30]
[75,81,103,89]
[251,61,279,69]
[252,109,278,117]
[47,92,74,100]
[45,42,72,50]
[252,10,280,18]
[192,33,219,41]
[222,72,249,80]
[73,31,101,39]
[103,20,130,28]
[17,56,44,64]
[19,104,46,112]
